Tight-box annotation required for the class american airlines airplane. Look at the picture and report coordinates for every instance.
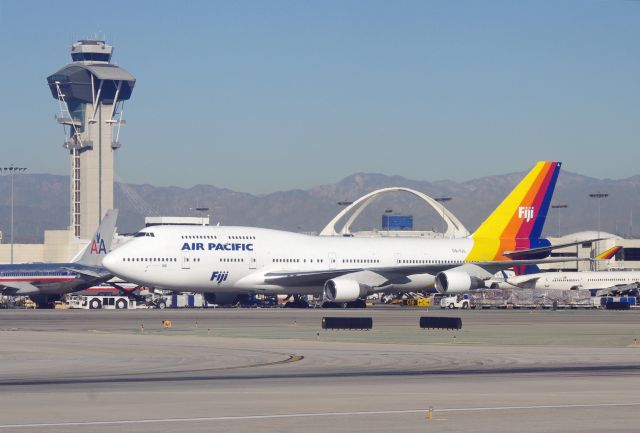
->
[103,162,572,307]
[0,210,118,307]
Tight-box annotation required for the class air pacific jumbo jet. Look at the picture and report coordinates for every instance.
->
[0,209,118,307]
[103,162,575,307]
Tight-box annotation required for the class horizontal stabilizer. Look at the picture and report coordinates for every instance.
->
[503,238,607,260]
[0,281,41,295]
[62,267,104,279]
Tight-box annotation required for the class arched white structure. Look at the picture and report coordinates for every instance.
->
[319,187,470,238]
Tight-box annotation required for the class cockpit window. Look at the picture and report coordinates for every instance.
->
[133,232,155,237]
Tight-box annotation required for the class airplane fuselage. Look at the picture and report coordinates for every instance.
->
[0,263,112,296]
[105,225,474,295]
[509,271,640,291]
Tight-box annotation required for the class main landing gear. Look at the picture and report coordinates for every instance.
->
[283,295,310,308]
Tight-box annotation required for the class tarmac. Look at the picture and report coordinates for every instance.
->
[1,307,639,432]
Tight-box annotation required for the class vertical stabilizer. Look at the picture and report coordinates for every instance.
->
[596,246,621,260]
[72,209,119,266]
[467,162,561,261]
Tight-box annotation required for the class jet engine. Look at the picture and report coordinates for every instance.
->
[435,270,484,294]
[323,278,367,303]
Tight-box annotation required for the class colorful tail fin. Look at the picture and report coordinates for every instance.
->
[467,162,561,261]
[72,209,119,266]
[596,246,621,260]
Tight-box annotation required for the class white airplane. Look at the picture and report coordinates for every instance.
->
[103,162,576,307]
[507,246,639,294]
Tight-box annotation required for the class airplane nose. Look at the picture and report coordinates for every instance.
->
[102,251,120,273]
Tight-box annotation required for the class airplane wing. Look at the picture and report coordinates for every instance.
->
[596,282,639,296]
[263,258,581,288]
[0,281,41,295]
[264,268,365,286]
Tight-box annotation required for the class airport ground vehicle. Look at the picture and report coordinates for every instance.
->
[440,294,471,309]
[599,296,637,308]
[69,295,140,310]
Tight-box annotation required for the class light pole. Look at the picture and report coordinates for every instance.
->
[196,207,209,225]
[335,201,354,236]
[435,197,452,238]
[0,165,28,264]
[384,209,393,235]
[551,204,568,237]
[193,207,210,226]
[589,193,608,270]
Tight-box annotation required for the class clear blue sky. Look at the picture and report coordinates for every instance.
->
[1,1,638,194]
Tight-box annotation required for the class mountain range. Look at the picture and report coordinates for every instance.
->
[0,170,638,243]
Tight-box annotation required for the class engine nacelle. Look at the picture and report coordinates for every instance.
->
[204,292,239,306]
[435,271,483,295]
[323,278,367,303]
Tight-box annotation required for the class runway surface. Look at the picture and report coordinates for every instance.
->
[1,307,639,432]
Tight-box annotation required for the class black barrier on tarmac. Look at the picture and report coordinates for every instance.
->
[605,302,631,311]
[419,316,462,330]
[322,317,373,330]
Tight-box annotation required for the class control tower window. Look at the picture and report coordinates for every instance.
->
[71,53,111,62]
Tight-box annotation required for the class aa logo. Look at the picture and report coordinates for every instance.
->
[90,234,108,254]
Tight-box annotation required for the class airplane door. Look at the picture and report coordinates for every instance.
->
[328,252,337,269]
[248,252,257,270]
[181,252,191,270]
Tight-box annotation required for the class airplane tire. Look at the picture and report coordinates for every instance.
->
[116,299,128,309]
[89,298,102,309]
[284,300,309,308]
[346,299,367,309]
[321,302,342,309]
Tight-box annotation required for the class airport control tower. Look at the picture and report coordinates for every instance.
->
[47,40,135,238]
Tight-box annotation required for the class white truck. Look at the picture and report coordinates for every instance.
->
[440,294,472,309]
